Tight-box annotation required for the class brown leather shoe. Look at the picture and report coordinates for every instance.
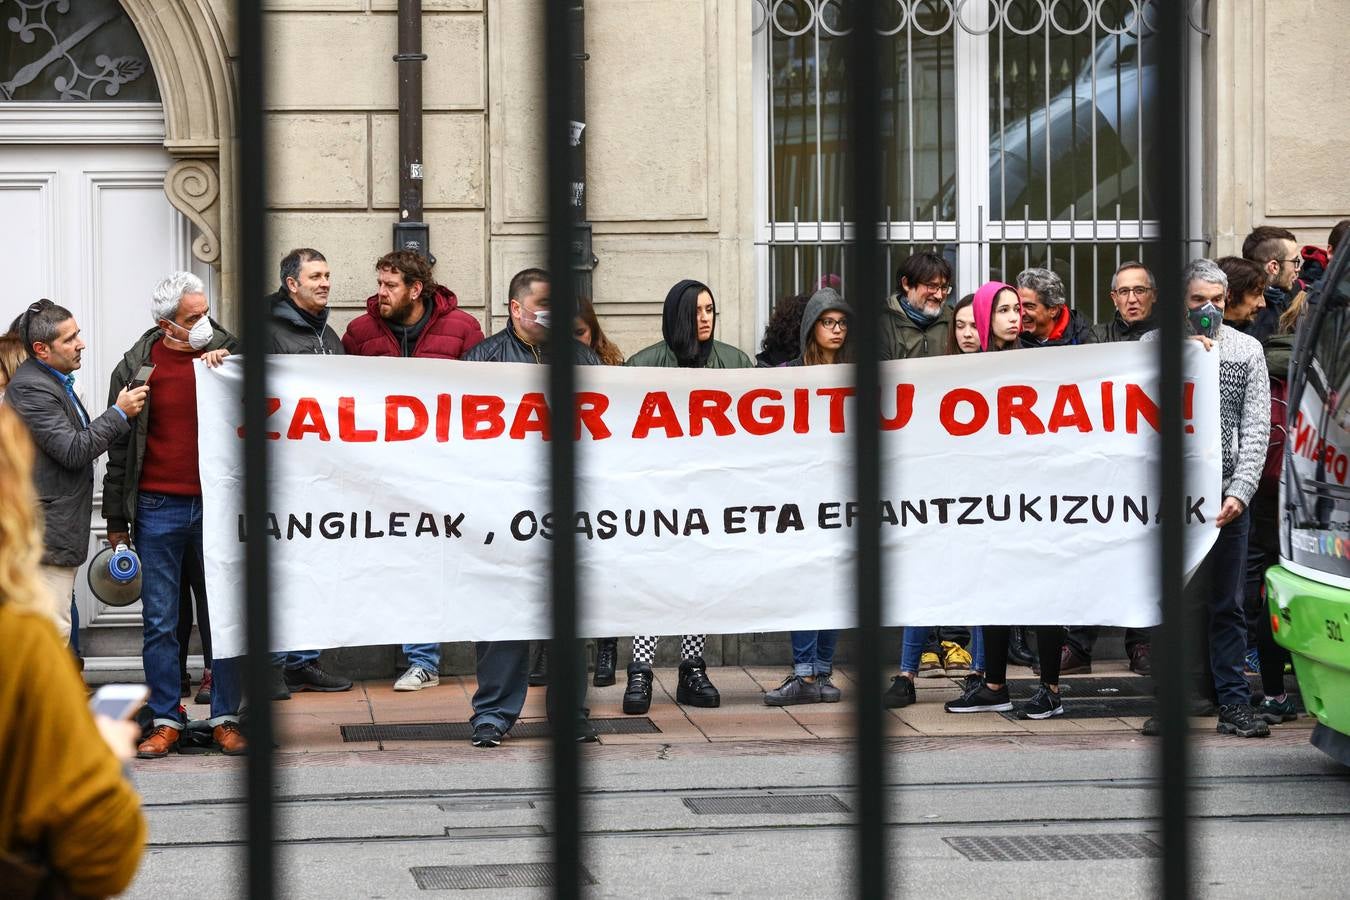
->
[1060,644,1092,675]
[137,724,181,759]
[213,722,248,756]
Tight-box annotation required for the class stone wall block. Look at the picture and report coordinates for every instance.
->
[267,114,369,207]
[371,113,485,209]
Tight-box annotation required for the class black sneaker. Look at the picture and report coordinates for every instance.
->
[284,661,352,693]
[592,638,618,688]
[1140,716,1161,736]
[816,673,842,703]
[882,675,916,709]
[471,723,503,748]
[270,665,291,701]
[675,656,720,708]
[1216,704,1270,738]
[1020,684,1064,720]
[944,681,1013,713]
[575,717,599,743]
[763,674,820,707]
[622,662,653,715]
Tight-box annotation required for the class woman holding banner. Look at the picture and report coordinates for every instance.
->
[945,282,1068,720]
[763,288,852,705]
[621,280,752,714]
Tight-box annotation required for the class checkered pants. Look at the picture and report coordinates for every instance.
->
[631,634,705,665]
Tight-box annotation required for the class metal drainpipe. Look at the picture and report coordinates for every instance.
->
[394,0,431,260]
[571,0,596,298]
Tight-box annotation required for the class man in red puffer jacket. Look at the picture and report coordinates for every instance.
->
[341,249,484,691]
[342,250,485,360]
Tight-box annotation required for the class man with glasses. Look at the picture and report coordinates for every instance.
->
[1088,261,1158,344]
[1241,225,1303,343]
[881,251,955,360]
[4,300,148,643]
[1016,267,1091,347]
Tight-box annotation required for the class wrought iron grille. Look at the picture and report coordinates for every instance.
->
[0,0,159,102]
[752,0,1209,325]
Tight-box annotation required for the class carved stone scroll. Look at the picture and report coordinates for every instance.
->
[165,158,221,265]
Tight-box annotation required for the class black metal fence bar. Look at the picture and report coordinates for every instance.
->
[544,1,582,897]
[1149,5,1191,898]
[847,2,888,897]
[236,2,275,898]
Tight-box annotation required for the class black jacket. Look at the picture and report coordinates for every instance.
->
[267,291,344,355]
[102,323,237,533]
[1020,306,1092,348]
[4,359,130,566]
[462,322,601,366]
[1087,312,1156,344]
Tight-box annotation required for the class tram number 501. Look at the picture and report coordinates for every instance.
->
[1327,619,1345,642]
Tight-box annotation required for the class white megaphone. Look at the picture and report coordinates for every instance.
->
[87,542,142,607]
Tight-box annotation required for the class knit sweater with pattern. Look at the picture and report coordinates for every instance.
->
[1143,324,1270,507]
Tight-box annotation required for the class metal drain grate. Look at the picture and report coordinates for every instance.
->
[944,833,1161,862]
[340,717,660,742]
[999,698,1156,720]
[683,794,850,815]
[410,863,595,890]
[1006,677,1153,699]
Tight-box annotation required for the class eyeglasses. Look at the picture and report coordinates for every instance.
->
[1111,286,1154,298]
[918,281,952,295]
[818,317,849,332]
[1278,257,1303,269]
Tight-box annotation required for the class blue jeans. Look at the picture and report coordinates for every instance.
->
[901,626,985,674]
[135,492,240,727]
[789,630,838,677]
[404,643,440,672]
[471,641,529,732]
[271,649,320,669]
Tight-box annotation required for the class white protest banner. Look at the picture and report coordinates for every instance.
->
[198,342,1220,658]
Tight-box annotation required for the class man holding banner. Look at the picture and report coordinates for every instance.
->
[460,268,600,747]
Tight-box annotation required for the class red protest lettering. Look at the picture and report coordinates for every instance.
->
[816,387,854,433]
[632,391,683,439]
[435,393,452,441]
[792,388,810,433]
[997,385,1045,435]
[940,388,989,436]
[1047,384,1093,433]
[237,397,282,439]
[882,383,915,431]
[463,394,507,440]
[689,390,735,437]
[575,392,612,440]
[1100,381,1116,431]
[385,395,429,441]
[510,392,552,440]
[1124,383,1160,433]
[286,397,331,441]
[737,388,784,436]
[338,397,377,442]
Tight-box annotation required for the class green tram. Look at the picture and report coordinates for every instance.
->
[1266,246,1350,766]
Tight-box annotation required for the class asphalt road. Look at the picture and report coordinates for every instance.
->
[124,738,1350,899]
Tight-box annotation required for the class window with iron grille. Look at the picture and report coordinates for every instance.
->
[751,0,1209,328]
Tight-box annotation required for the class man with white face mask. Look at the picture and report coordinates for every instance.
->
[102,272,247,759]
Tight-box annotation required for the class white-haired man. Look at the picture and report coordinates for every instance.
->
[102,272,247,759]
[1140,258,1272,739]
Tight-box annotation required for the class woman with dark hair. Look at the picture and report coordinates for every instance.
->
[763,288,851,705]
[944,282,1067,720]
[946,293,979,355]
[622,280,752,714]
[755,293,809,367]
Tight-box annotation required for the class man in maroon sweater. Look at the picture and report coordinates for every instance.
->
[342,250,484,691]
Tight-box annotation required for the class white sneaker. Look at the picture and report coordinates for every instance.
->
[393,665,440,691]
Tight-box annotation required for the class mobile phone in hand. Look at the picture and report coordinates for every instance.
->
[89,683,149,721]
[128,364,155,389]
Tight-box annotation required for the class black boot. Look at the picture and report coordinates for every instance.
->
[622,662,653,715]
[528,643,548,686]
[1007,627,1036,668]
[593,638,618,687]
[675,656,720,708]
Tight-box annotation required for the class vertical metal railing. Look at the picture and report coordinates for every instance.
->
[1148,4,1190,898]
[847,2,887,897]
[236,2,275,898]
[544,1,583,896]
